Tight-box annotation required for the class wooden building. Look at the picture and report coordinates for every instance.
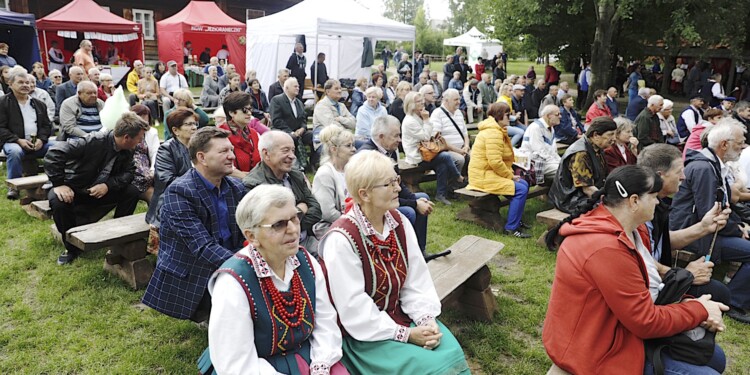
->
[7,0,300,61]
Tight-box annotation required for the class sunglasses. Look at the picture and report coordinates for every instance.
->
[257,213,301,232]
[240,107,253,114]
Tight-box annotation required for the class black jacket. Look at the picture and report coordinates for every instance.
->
[269,93,307,133]
[0,94,52,145]
[286,53,307,83]
[549,136,606,214]
[243,162,321,232]
[146,138,192,226]
[358,139,419,208]
[268,81,283,100]
[389,98,405,124]
[44,130,135,191]
[246,89,269,120]
[669,148,742,260]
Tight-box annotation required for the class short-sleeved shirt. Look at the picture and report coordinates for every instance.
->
[569,150,606,188]
[160,73,188,94]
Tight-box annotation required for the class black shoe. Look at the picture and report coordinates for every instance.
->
[57,249,81,265]
[6,188,18,200]
[504,229,532,238]
[727,307,750,324]
[519,221,532,230]
[450,178,468,190]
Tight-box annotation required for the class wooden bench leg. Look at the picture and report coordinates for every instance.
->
[457,265,498,321]
[102,239,154,290]
[456,195,505,231]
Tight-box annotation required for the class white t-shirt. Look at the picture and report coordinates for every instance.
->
[429,106,467,149]
[19,99,38,139]
[633,230,662,302]
[738,147,750,189]
[160,72,188,94]
[216,49,230,60]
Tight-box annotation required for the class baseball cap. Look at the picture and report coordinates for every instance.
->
[167,60,177,67]
[723,96,737,102]
[512,84,525,91]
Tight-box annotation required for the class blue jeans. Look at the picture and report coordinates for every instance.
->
[504,180,529,231]
[507,125,525,147]
[714,235,750,309]
[422,151,460,197]
[644,344,725,375]
[3,141,54,179]
[397,192,429,255]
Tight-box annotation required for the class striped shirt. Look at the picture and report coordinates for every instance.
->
[77,104,102,134]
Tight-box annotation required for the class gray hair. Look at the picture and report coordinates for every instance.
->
[26,73,36,84]
[706,117,747,149]
[68,66,84,76]
[88,67,100,75]
[364,86,382,98]
[648,95,664,107]
[100,73,113,81]
[661,99,674,111]
[442,88,460,101]
[48,69,62,78]
[236,184,296,231]
[277,68,289,77]
[77,81,98,93]
[7,66,28,84]
[284,77,299,91]
[539,104,559,118]
[735,101,750,112]
[418,85,434,95]
[613,116,635,135]
[258,130,293,160]
[638,87,650,97]
[419,72,428,79]
[371,115,400,137]
[207,65,217,73]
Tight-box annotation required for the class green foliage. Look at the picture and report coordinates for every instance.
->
[414,6,451,55]
[383,0,425,25]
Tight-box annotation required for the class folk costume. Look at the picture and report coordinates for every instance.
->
[320,205,470,375]
[199,246,345,375]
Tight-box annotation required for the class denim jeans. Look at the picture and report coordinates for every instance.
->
[643,344,725,375]
[714,235,750,309]
[504,180,529,231]
[397,192,429,255]
[3,141,54,179]
[507,125,525,147]
[422,151,460,197]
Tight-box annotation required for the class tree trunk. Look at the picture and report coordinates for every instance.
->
[661,55,675,95]
[587,0,617,109]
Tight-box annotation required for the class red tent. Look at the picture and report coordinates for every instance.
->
[157,1,246,79]
[37,0,144,70]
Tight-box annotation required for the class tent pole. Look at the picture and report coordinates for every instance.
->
[315,22,319,98]
[411,38,415,85]
[42,31,49,69]
[141,34,145,63]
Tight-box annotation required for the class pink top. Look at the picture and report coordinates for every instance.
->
[683,122,707,159]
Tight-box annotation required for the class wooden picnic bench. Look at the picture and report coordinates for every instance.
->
[6,173,49,205]
[454,186,551,231]
[65,213,152,290]
[398,160,436,192]
[535,208,570,246]
[427,235,504,321]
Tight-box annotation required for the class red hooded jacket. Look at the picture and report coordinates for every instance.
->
[543,204,708,374]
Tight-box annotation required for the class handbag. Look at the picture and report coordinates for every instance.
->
[418,132,447,162]
[645,268,717,375]
[512,161,538,187]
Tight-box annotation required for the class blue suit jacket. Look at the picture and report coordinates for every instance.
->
[142,169,246,319]
[625,96,647,121]
[556,106,583,144]
[606,96,619,117]
[54,80,77,117]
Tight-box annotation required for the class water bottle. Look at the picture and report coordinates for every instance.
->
[535,158,545,185]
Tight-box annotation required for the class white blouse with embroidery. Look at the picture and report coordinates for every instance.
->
[207,246,342,375]
[319,207,441,343]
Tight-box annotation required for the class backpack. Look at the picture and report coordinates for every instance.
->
[645,268,717,375]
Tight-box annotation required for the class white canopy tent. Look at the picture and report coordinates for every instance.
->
[246,0,416,95]
[443,27,503,68]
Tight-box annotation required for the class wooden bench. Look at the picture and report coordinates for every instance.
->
[673,250,742,284]
[64,213,153,290]
[24,200,52,220]
[536,208,570,246]
[428,235,504,321]
[398,160,436,192]
[6,173,49,205]
[454,186,551,231]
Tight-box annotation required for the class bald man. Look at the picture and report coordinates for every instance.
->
[268,77,312,169]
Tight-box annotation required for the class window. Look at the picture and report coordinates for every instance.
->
[246,9,265,20]
[132,9,155,40]
[0,0,9,11]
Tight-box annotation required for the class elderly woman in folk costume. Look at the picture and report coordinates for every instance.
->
[319,151,470,374]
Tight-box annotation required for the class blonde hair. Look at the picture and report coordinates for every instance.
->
[355,77,368,89]
[344,151,397,205]
[396,81,412,98]
[318,125,354,165]
[403,92,423,115]
[173,89,195,107]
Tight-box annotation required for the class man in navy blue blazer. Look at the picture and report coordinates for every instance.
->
[142,127,246,322]
[605,87,619,117]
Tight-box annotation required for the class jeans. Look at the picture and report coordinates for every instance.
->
[507,125,525,147]
[48,185,140,253]
[397,192,429,255]
[714,235,750,309]
[643,344,725,375]
[445,151,468,176]
[3,141,54,179]
[422,151,460,197]
[505,180,529,231]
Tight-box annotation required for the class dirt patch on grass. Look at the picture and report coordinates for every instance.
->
[21,269,40,313]
[466,357,487,374]
[489,253,523,279]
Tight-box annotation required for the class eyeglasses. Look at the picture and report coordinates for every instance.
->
[257,213,300,232]
[241,107,253,114]
[372,176,401,190]
[181,121,198,127]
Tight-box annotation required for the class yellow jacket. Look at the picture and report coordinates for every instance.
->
[496,95,513,112]
[466,116,516,196]
[126,69,141,94]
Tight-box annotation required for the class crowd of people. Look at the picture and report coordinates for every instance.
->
[4,36,750,374]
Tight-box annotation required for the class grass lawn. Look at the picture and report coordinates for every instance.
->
[2,164,750,373]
